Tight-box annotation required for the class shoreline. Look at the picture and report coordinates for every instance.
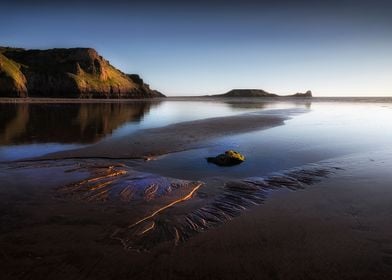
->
[1,96,392,104]
[0,97,166,104]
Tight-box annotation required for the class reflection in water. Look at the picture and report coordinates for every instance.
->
[224,100,312,110]
[0,100,312,161]
[0,102,159,145]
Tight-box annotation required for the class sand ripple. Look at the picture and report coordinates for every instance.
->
[53,161,341,251]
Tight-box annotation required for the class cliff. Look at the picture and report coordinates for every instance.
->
[214,89,312,98]
[0,47,164,98]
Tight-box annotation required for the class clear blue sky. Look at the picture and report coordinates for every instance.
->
[1,0,392,96]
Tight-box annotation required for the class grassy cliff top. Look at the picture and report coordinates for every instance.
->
[0,53,25,87]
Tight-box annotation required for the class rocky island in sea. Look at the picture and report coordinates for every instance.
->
[0,47,164,98]
[210,89,313,98]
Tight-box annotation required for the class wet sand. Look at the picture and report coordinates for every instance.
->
[40,109,300,160]
[163,152,392,280]
[1,105,392,279]
[1,151,392,279]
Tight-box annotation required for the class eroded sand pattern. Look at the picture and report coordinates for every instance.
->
[37,160,341,251]
[114,164,341,250]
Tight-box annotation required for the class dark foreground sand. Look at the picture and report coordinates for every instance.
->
[1,151,392,279]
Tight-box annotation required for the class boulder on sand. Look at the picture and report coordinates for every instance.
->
[207,150,245,166]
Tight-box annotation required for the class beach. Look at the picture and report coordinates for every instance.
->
[1,98,392,279]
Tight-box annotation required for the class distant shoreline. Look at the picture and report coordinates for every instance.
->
[1,96,392,103]
[0,97,166,103]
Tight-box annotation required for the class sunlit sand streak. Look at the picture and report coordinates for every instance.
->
[79,169,127,185]
[89,179,115,191]
[86,189,110,202]
[174,227,180,246]
[119,185,136,202]
[128,182,203,229]
[144,184,159,201]
[139,222,155,235]
[60,169,127,193]
[63,163,125,173]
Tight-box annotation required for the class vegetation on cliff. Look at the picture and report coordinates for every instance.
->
[0,52,27,97]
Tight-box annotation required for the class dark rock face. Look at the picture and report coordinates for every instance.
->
[0,47,164,98]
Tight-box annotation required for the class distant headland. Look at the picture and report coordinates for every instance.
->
[0,47,164,98]
[210,89,313,98]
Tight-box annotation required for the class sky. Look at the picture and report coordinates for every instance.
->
[1,0,392,96]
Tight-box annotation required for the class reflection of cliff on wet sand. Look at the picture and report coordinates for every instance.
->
[0,102,159,145]
[0,103,30,145]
